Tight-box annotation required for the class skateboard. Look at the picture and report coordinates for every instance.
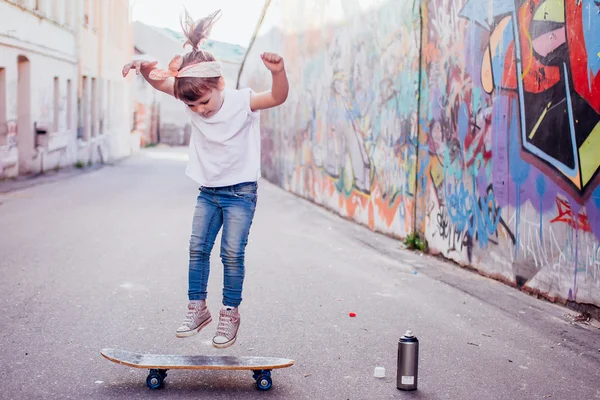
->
[100,348,294,391]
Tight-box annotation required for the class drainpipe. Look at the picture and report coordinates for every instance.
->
[97,0,104,163]
[412,0,424,237]
[75,0,82,145]
[236,0,272,89]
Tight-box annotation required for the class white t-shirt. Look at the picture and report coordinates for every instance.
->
[184,87,261,187]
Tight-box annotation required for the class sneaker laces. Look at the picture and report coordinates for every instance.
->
[182,309,195,327]
[182,304,203,328]
[216,311,236,337]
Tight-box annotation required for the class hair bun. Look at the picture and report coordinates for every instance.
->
[180,9,221,52]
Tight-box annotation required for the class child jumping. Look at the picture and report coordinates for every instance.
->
[122,10,288,348]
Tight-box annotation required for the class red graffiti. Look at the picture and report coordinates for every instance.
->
[566,0,600,114]
[501,1,562,93]
[550,197,592,232]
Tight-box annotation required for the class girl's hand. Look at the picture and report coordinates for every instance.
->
[260,53,285,74]
[122,60,158,77]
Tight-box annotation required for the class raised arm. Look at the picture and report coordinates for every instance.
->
[122,60,175,97]
[250,53,289,112]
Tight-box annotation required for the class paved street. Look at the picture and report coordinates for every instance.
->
[1,146,599,400]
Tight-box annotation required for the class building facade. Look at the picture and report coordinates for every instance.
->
[0,0,135,179]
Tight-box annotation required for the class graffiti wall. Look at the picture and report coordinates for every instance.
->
[418,0,600,307]
[240,0,600,307]
[241,0,422,238]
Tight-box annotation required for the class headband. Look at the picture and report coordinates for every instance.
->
[148,55,222,80]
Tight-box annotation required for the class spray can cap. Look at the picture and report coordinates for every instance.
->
[400,330,417,342]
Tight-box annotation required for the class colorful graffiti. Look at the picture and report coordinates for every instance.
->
[459,0,600,202]
[243,0,421,236]
[422,0,600,306]
[240,0,600,307]
[418,0,600,304]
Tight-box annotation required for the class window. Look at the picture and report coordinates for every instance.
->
[81,75,88,140]
[99,79,108,134]
[65,0,73,28]
[105,80,110,131]
[83,0,89,27]
[91,77,96,137]
[52,0,60,22]
[85,0,96,31]
[53,76,59,132]
[108,1,113,40]
[92,0,98,32]
[0,68,6,145]
[66,79,72,129]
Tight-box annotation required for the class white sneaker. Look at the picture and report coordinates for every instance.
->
[176,300,212,338]
[212,306,240,348]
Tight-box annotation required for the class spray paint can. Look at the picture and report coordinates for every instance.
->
[397,330,419,390]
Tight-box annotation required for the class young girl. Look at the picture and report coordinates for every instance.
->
[122,10,288,348]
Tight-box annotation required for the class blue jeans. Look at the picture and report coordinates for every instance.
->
[188,181,258,307]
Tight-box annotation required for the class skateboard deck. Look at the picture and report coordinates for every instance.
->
[100,348,294,391]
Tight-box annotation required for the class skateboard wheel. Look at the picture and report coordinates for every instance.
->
[256,375,272,391]
[146,370,164,389]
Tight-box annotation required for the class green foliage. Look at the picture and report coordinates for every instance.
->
[404,232,428,253]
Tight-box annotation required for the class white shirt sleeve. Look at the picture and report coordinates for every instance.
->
[241,87,259,118]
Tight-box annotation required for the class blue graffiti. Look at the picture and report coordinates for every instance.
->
[509,99,529,258]
[471,187,501,248]
[443,147,502,249]
[459,0,515,31]
[444,181,501,249]
[536,175,546,242]
[582,0,600,76]
[446,181,471,232]
[594,186,600,209]
[417,149,429,199]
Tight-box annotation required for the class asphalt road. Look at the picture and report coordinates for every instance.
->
[1,146,599,400]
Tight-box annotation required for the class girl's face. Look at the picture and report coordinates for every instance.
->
[184,78,226,118]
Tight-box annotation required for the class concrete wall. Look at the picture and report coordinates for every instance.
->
[0,0,78,176]
[0,0,135,178]
[239,0,600,309]
[79,0,136,163]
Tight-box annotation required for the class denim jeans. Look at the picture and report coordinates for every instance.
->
[188,181,258,307]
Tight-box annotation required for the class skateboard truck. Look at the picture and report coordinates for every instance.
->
[144,368,272,390]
